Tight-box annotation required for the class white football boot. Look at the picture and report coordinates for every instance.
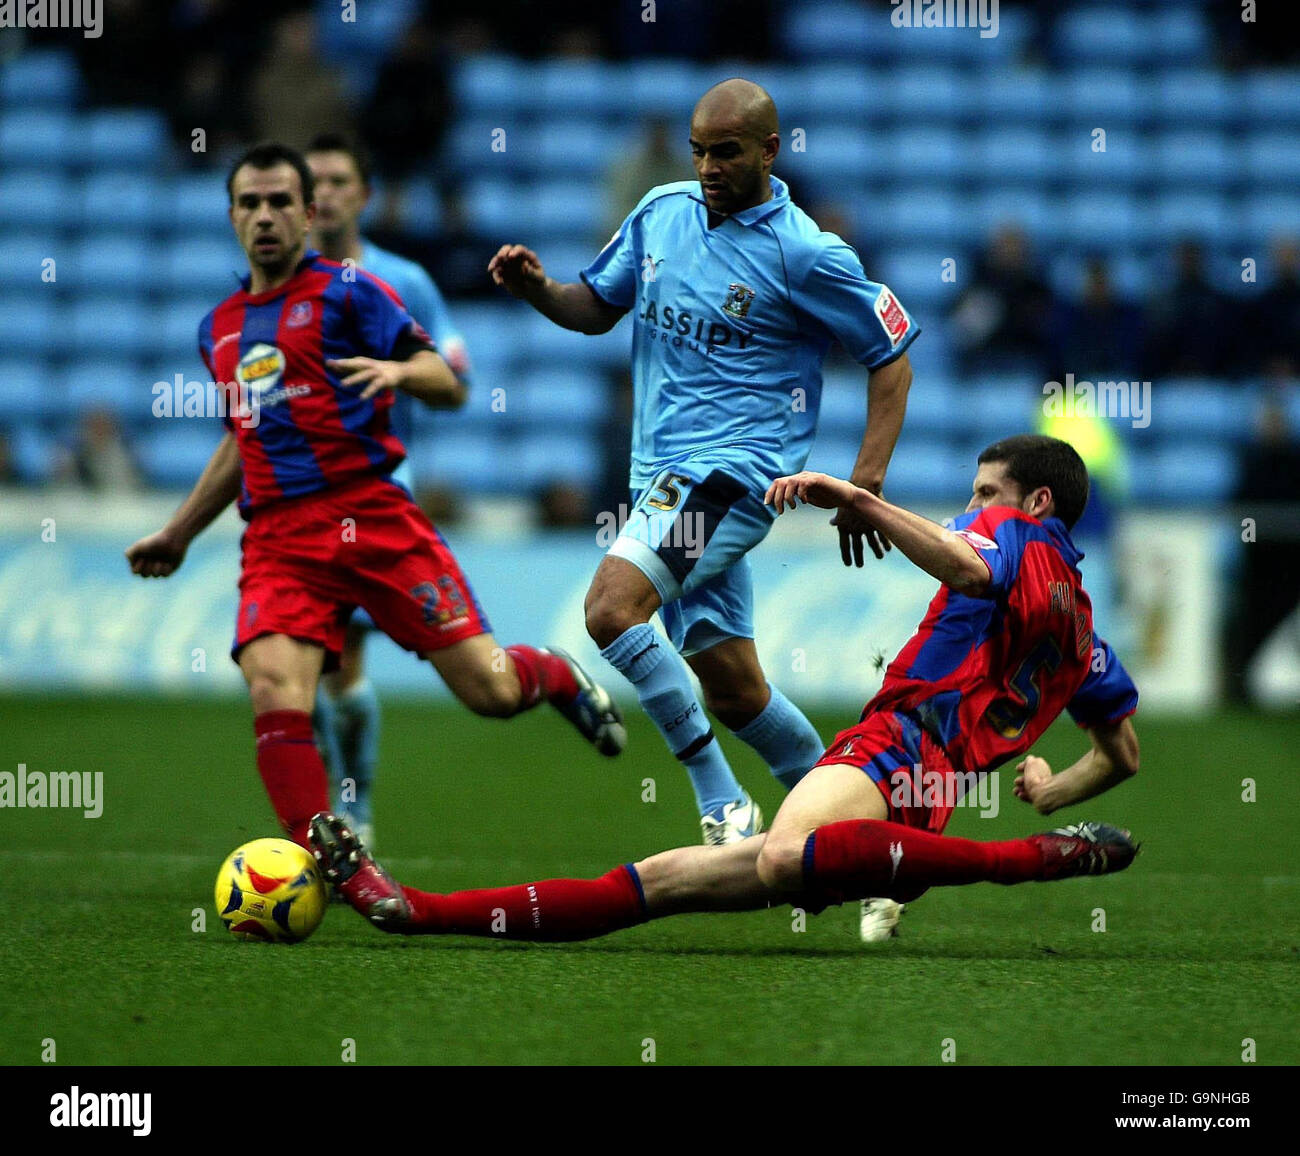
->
[858,897,905,941]
[700,792,764,846]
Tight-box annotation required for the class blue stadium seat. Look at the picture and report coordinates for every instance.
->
[68,298,153,360]
[1130,444,1238,504]
[1245,195,1300,240]
[0,109,76,166]
[962,379,1040,440]
[975,70,1053,124]
[525,310,618,369]
[0,49,81,107]
[803,65,886,122]
[535,120,629,179]
[1147,8,1212,64]
[66,363,156,421]
[816,370,868,433]
[1059,192,1141,248]
[76,172,156,231]
[453,304,519,376]
[875,248,961,314]
[1154,381,1257,443]
[781,123,878,185]
[972,188,1053,242]
[1151,132,1238,189]
[1241,73,1300,127]
[535,242,600,285]
[868,188,966,247]
[9,425,62,483]
[1149,194,1231,247]
[1243,133,1300,187]
[445,117,536,177]
[82,110,169,169]
[515,369,608,426]
[874,440,970,505]
[317,0,417,64]
[1061,128,1144,187]
[452,55,535,119]
[0,172,77,231]
[163,239,244,297]
[157,302,209,365]
[461,179,533,236]
[67,236,152,295]
[881,127,972,182]
[534,59,631,118]
[168,174,231,234]
[0,297,59,356]
[1150,70,1237,127]
[392,180,443,238]
[626,60,706,120]
[511,432,602,490]
[784,2,892,62]
[534,180,606,240]
[408,430,509,490]
[1056,69,1145,126]
[881,66,963,122]
[1055,8,1153,65]
[135,425,225,487]
[0,359,67,421]
[972,128,1055,183]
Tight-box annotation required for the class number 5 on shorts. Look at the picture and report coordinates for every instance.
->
[645,473,692,512]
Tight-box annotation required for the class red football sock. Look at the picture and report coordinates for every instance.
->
[400,865,647,941]
[505,644,580,710]
[808,819,1044,903]
[253,709,330,848]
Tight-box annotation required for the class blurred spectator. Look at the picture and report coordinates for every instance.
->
[1142,241,1234,379]
[605,119,691,237]
[249,10,353,150]
[1224,396,1300,705]
[1048,256,1144,380]
[0,431,19,485]
[63,410,142,492]
[417,484,464,528]
[426,190,502,298]
[359,17,452,198]
[538,482,593,529]
[949,224,1053,376]
[70,0,172,106]
[1248,237,1300,376]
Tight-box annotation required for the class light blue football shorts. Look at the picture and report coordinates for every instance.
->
[609,467,775,657]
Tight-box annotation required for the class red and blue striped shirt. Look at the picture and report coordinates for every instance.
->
[198,250,433,516]
[865,506,1139,778]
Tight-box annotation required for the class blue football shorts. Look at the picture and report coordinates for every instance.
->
[608,467,774,657]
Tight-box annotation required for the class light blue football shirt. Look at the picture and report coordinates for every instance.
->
[581,176,919,497]
[360,241,467,482]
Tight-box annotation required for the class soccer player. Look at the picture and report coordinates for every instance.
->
[489,78,918,845]
[313,435,1142,943]
[125,142,625,849]
[304,133,468,847]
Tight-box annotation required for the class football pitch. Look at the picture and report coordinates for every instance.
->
[1,696,1296,1067]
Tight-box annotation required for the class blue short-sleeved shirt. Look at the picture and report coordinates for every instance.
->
[581,176,919,496]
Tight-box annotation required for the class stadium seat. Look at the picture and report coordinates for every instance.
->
[1155,381,1257,443]
[1058,192,1141,248]
[1151,131,1239,190]
[875,247,961,314]
[407,430,509,490]
[1147,7,1212,64]
[81,109,169,169]
[511,432,602,490]
[0,359,68,422]
[0,172,78,231]
[1241,73,1300,127]
[881,127,973,182]
[1060,127,1144,187]
[1129,444,1239,504]
[1242,133,1300,187]
[445,117,538,178]
[157,302,210,365]
[168,174,232,234]
[534,242,600,285]
[134,425,225,488]
[66,363,157,422]
[816,370,868,434]
[533,180,607,240]
[974,70,1053,125]
[881,66,963,122]
[534,59,631,118]
[162,239,245,297]
[515,369,609,426]
[803,65,888,122]
[962,379,1040,440]
[0,109,76,166]
[75,172,156,232]
[971,188,1053,242]
[868,187,965,247]
[626,59,706,119]
[1149,194,1231,248]
[876,442,970,505]
[452,55,536,119]
[460,179,533,237]
[783,2,887,62]
[0,297,59,356]
[9,424,63,483]
[1055,8,1154,66]
[535,120,629,179]
[525,311,618,369]
[972,128,1055,184]
[1150,70,1238,128]
[1244,195,1300,241]
[1057,69,1145,126]
[0,49,81,108]
[68,298,154,360]
[452,304,520,378]
[66,236,153,295]
[780,123,878,185]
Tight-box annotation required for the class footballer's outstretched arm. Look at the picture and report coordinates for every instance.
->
[329,348,466,409]
[488,243,627,335]
[125,431,242,577]
[1013,716,1140,815]
[767,471,990,594]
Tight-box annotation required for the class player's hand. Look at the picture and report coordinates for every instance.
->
[1013,755,1055,814]
[327,357,405,400]
[125,528,189,578]
[832,480,891,566]
[488,243,546,297]
[765,471,858,515]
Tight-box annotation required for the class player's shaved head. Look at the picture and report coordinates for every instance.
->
[692,78,779,142]
[689,79,780,216]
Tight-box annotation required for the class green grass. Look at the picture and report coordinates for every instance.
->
[1,696,1296,1065]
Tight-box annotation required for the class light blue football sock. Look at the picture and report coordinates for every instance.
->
[331,678,380,829]
[601,623,743,817]
[731,684,825,792]
[311,686,346,805]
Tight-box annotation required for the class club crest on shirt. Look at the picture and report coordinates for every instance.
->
[723,282,756,319]
[286,300,313,329]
